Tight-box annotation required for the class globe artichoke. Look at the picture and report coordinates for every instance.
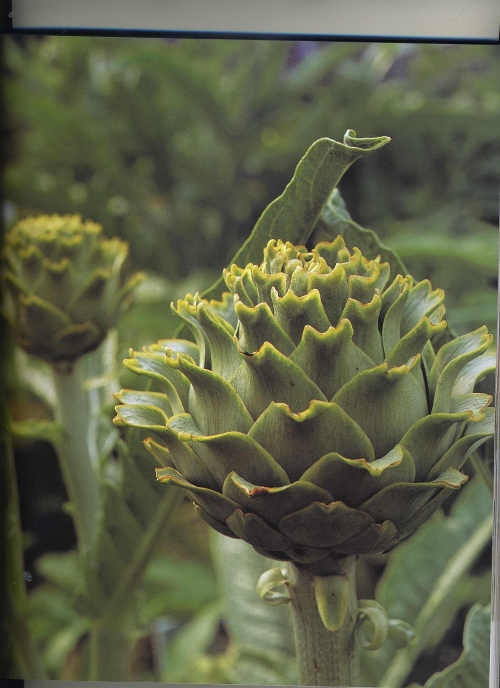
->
[3,214,141,365]
[114,236,494,575]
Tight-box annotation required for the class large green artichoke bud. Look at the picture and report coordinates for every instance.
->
[3,214,142,365]
[114,236,494,575]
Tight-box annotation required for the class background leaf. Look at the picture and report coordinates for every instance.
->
[160,601,222,682]
[203,131,390,300]
[211,534,296,684]
[360,479,492,686]
[423,604,490,688]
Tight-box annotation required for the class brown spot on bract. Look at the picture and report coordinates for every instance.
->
[250,486,271,497]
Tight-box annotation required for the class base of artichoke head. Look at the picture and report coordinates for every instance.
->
[287,557,360,686]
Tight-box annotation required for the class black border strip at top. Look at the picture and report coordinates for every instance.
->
[4,26,500,44]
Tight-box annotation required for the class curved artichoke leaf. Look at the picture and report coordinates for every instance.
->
[308,263,348,325]
[172,295,208,367]
[386,316,447,369]
[123,351,188,413]
[248,399,375,482]
[430,327,491,401]
[340,293,384,363]
[222,472,332,523]
[309,187,407,278]
[156,465,238,523]
[428,407,494,479]
[204,291,239,330]
[449,392,492,419]
[147,338,200,363]
[400,407,484,482]
[333,358,428,458]
[114,389,173,417]
[231,341,327,418]
[348,260,391,303]
[196,505,238,538]
[257,566,291,606]
[174,297,241,379]
[400,280,445,334]
[451,350,496,397]
[235,299,295,355]
[334,520,398,555]
[270,287,330,345]
[227,509,291,551]
[203,131,391,302]
[145,421,219,489]
[182,431,289,488]
[381,279,411,357]
[290,320,375,399]
[189,302,241,379]
[357,600,391,651]
[279,500,375,548]
[175,354,253,435]
[143,436,171,465]
[302,445,415,507]
[360,468,468,527]
[114,402,168,429]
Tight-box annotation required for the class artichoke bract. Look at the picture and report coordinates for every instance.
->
[3,214,141,365]
[114,237,494,575]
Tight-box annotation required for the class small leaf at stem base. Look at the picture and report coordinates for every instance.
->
[313,572,350,631]
[257,566,290,605]
[356,599,389,650]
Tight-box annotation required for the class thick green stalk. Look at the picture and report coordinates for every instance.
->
[52,359,100,556]
[287,558,359,686]
[88,481,183,679]
[99,487,183,624]
[88,616,131,680]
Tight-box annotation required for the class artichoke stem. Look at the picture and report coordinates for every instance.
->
[89,616,131,680]
[287,557,359,686]
[52,359,100,555]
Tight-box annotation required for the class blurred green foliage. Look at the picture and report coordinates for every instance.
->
[5,38,499,337]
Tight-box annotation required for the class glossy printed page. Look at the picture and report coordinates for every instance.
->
[9,0,500,40]
[3,37,498,687]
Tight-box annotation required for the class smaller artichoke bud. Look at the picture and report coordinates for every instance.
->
[3,214,142,366]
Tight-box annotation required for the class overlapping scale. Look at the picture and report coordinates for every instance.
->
[248,400,374,481]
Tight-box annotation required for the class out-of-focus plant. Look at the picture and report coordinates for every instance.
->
[2,215,191,680]
[114,133,495,686]
[3,215,140,370]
